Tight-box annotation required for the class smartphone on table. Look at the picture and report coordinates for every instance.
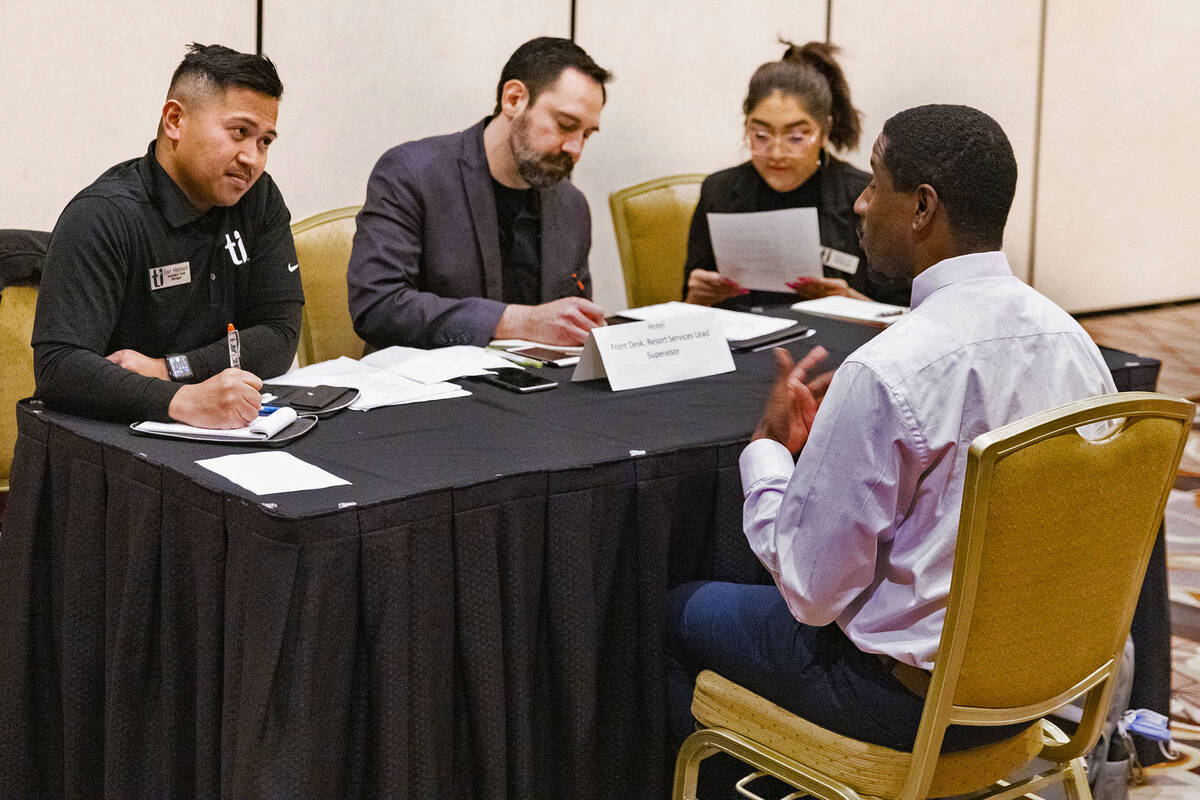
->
[509,346,580,367]
[471,367,558,393]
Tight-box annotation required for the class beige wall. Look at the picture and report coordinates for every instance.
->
[4,1,1199,313]
[0,2,255,230]
[261,0,570,223]
[831,0,1042,283]
[1034,0,1200,311]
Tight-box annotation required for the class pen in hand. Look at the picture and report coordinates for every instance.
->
[226,323,241,369]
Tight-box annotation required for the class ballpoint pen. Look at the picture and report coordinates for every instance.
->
[227,323,241,368]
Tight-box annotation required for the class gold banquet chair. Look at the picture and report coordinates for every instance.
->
[291,205,366,366]
[0,283,39,495]
[609,173,706,308]
[674,391,1195,800]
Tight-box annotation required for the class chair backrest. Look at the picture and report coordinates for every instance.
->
[291,206,365,366]
[609,174,706,308]
[901,391,1194,800]
[0,284,39,491]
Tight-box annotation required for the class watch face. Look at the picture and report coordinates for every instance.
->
[167,354,192,380]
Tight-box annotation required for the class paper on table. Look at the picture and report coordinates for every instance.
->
[790,295,909,327]
[269,356,470,410]
[621,301,795,342]
[488,338,584,355]
[133,406,299,439]
[196,450,351,495]
[362,345,514,384]
[707,207,823,291]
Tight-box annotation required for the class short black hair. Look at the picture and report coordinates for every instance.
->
[168,43,283,101]
[880,104,1017,250]
[493,37,610,115]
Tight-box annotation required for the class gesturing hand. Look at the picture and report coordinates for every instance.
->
[752,346,833,455]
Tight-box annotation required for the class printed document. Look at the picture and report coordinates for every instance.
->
[707,207,823,291]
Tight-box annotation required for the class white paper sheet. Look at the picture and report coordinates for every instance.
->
[707,207,823,291]
[196,451,351,495]
[361,345,514,384]
[488,339,584,355]
[620,302,796,342]
[268,357,470,410]
[790,296,909,326]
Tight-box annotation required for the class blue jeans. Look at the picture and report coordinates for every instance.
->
[667,581,1024,755]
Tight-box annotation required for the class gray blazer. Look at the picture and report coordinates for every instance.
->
[347,118,593,349]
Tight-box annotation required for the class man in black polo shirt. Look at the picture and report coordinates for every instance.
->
[33,44,303,428]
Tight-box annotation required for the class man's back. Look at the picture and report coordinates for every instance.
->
[768,252,1116,667]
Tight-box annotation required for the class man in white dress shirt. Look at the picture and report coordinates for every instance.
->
[668,105,1116,758]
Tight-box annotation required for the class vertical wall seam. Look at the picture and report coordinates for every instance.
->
[1027,0,1048,287]
[256,0,264,55]
[825,0,833,43]
[570,0,577,40]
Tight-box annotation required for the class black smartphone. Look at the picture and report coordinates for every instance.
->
[510,346,579,367]
[472,368,558,393]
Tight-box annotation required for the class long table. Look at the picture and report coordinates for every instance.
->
[0,311,1165,798]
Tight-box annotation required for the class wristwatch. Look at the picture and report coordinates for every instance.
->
[165,353,192,382]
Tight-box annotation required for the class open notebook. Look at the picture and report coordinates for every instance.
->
[130,406,316,446]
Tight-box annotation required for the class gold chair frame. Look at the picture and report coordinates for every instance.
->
[1,284,39,494]
[609,173,706,308]
[291,205,365,366]
[674,391,1195,800]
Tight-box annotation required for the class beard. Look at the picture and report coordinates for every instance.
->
[510,112,574,188]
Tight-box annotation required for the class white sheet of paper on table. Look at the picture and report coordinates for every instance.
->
[707,207,823,291]
[196,450,351,495]
[361,345,513,384]
[268,356,471,410]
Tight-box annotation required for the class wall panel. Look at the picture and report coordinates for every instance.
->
[830,0,1042,283]
[573,0,827,310]
[1035,0,1200,311]
[261,0,569,225]
[0,2,254,230]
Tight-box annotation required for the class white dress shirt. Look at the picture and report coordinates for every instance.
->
[740,252,1116,669]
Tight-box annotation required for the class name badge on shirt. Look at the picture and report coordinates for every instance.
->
[149,261,191,290]
[820,247,860,275]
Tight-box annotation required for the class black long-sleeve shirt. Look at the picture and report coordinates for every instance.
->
[33,143,303,422]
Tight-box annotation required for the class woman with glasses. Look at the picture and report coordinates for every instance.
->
[683,41,910,308]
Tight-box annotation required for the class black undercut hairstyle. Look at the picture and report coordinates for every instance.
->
[167,43,283,101]
[881,104,1017,251]
[493,37,610,115]
[744,40,862,152]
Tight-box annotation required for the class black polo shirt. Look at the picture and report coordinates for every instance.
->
[33,142,304,421]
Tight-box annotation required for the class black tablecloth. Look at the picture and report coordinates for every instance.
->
[0,310,1167,797]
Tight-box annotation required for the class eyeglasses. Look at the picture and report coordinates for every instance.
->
[745,127,818,156]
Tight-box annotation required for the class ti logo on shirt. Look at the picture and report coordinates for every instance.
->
[224,230,249,265]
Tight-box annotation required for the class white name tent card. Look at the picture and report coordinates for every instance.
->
[620,301,795,343]
[572,313,734,391]
[707,207,823,291]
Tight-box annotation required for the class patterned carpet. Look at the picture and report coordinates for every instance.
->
[1130,484,1200,798]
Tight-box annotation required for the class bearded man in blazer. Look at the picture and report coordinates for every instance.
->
[347,37,611,349]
